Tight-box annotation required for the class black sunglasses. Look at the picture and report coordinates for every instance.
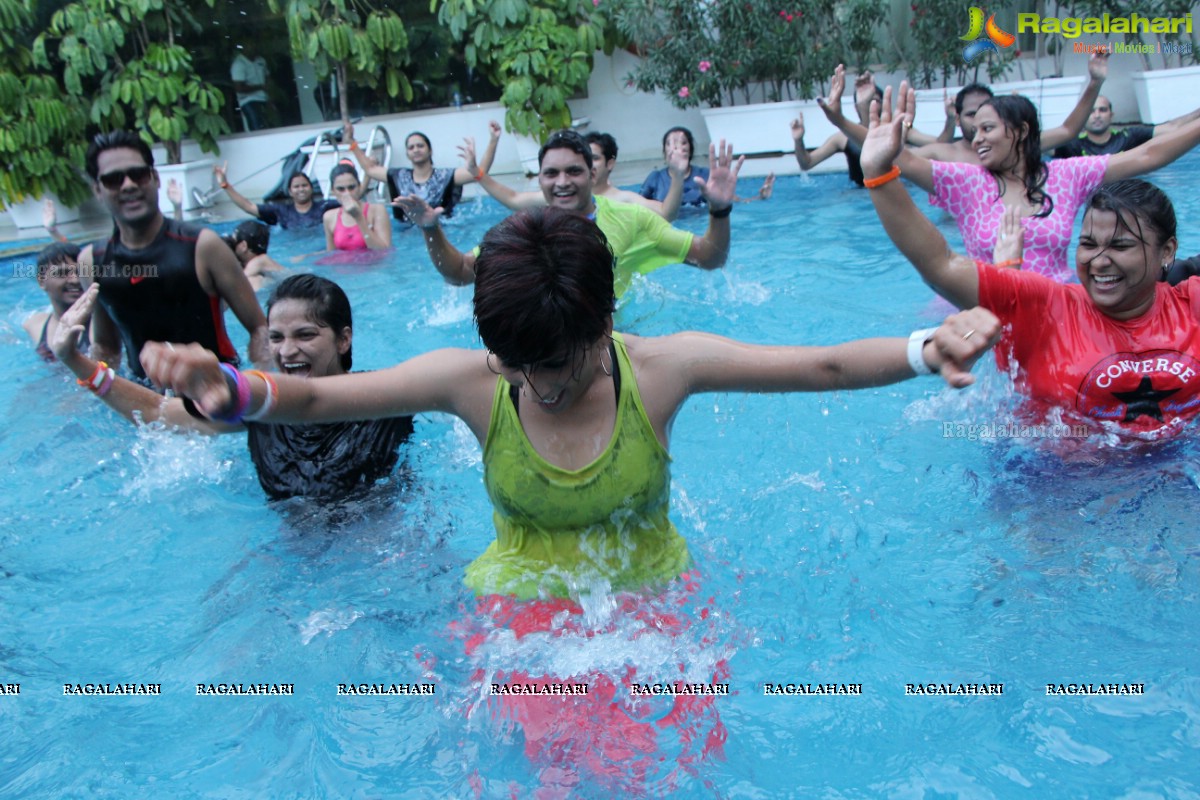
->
[97,165,154,190]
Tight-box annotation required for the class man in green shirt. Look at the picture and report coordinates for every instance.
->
[392,130,740,296]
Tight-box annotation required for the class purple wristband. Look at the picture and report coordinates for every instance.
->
[214,363,252,423]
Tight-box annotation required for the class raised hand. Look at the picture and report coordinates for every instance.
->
[459,137,478,174]
[790,114,805,143]
[817,64,846,118]
[488,119,502,141]
[50,283,97,362]
[859,83,912,178]
[1088,51,1109,82]
[392,193,444,229]
[167,178,183,207]
[757,173,775,200]
[42,197,58,231]
[213,161,229,186]
[666,140,690,178]
[694,139,743,210]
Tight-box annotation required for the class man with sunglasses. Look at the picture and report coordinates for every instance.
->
[393,130,740,298]
[80,131,269,380]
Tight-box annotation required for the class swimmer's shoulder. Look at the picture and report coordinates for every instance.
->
[23,310,50,341]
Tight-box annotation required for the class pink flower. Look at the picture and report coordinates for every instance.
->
[779,10,787,16]
[593,0,599,5]
[678,86,690,98]
[698,60,712,73]
[785,12,793,21]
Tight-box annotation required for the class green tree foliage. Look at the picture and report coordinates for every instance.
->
[902,0,1017,88]
[0,0,89,208]
[612,0,884,108]
[270,0,412,125]
[434,0,621,142]
[36,0,230,164]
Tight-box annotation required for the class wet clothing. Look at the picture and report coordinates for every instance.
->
[640,165,709,206]
[255,200,339,230]
[388,167,462,222]
[1053,127,1154,158]
[93,218,238,379]
[467,332,690,599]
[246,415,414,502]
[467,195,693,298]
[978,262,1200,433]
[36,315,90,362]
[930,156,1109,282]
[331,203,373,251]
[593,195,693,296]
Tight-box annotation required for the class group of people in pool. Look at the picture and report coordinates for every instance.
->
[24,58,1200,782]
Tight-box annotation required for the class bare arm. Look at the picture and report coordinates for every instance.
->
[213,162,264,218]
[906,92,957,146]
[392,195,477,284]
[1041,52,1108,151]
[140,341,495,443]
[50,285,229,432]
[454,120,502,185]
[343,123,390,183]
[472,169,545,211]
[792,115,848,171]
[861,86,980,309]
[195,229,270,367]
[78,244,122,367]
[1104,115,1200,182]
[1152,105,1200,136]
[684,141,740,269]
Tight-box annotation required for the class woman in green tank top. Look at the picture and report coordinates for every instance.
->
[140,208,999,599]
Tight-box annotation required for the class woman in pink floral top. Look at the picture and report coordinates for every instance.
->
[885,89,1200,283]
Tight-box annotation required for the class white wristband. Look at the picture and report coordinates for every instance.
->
[907,327,938,376]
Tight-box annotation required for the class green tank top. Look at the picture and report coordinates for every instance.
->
[466,333,690,599]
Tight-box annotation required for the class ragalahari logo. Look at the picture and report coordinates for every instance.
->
[960,7,1016,62]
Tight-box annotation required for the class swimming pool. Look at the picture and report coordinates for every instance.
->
[2,155,1199,798]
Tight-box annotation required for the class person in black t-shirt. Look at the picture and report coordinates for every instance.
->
[1054,95,1200,158]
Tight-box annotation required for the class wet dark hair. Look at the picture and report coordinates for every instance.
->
[36,242,81,279]
[955,83,994,115]
[85,131,154,180]
[537,130,593,169]
[473,208,615,369]
[405,131,432,153]
[1083,179,1177,250]
[329,162,359,187]
[661,126,696,162]
[584,132,618,163]
[981,95,1052,218]
[266,274,353,371]
[226,221,271,255]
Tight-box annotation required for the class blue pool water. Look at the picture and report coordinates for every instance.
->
[2,155,1200,798]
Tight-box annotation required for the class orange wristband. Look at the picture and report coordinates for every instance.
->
[349,141,361,152]
[993,258,1022,268]
[863,165,901,189]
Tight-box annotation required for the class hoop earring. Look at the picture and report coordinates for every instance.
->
[486,351,501,376]
[599,346,613,377]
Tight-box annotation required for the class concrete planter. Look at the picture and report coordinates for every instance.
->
[701,100,838,177]
[1131,65,1200,124]
[157,159,216,214]
[5,192,82,230]
[913,75,1087,140]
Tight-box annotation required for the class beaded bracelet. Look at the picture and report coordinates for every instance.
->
[241,370,278,422]
[213,363,252,424]
[78,361,116,396]
[863,165,901,189]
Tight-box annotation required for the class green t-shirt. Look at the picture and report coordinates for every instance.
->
[471,196,694,297]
